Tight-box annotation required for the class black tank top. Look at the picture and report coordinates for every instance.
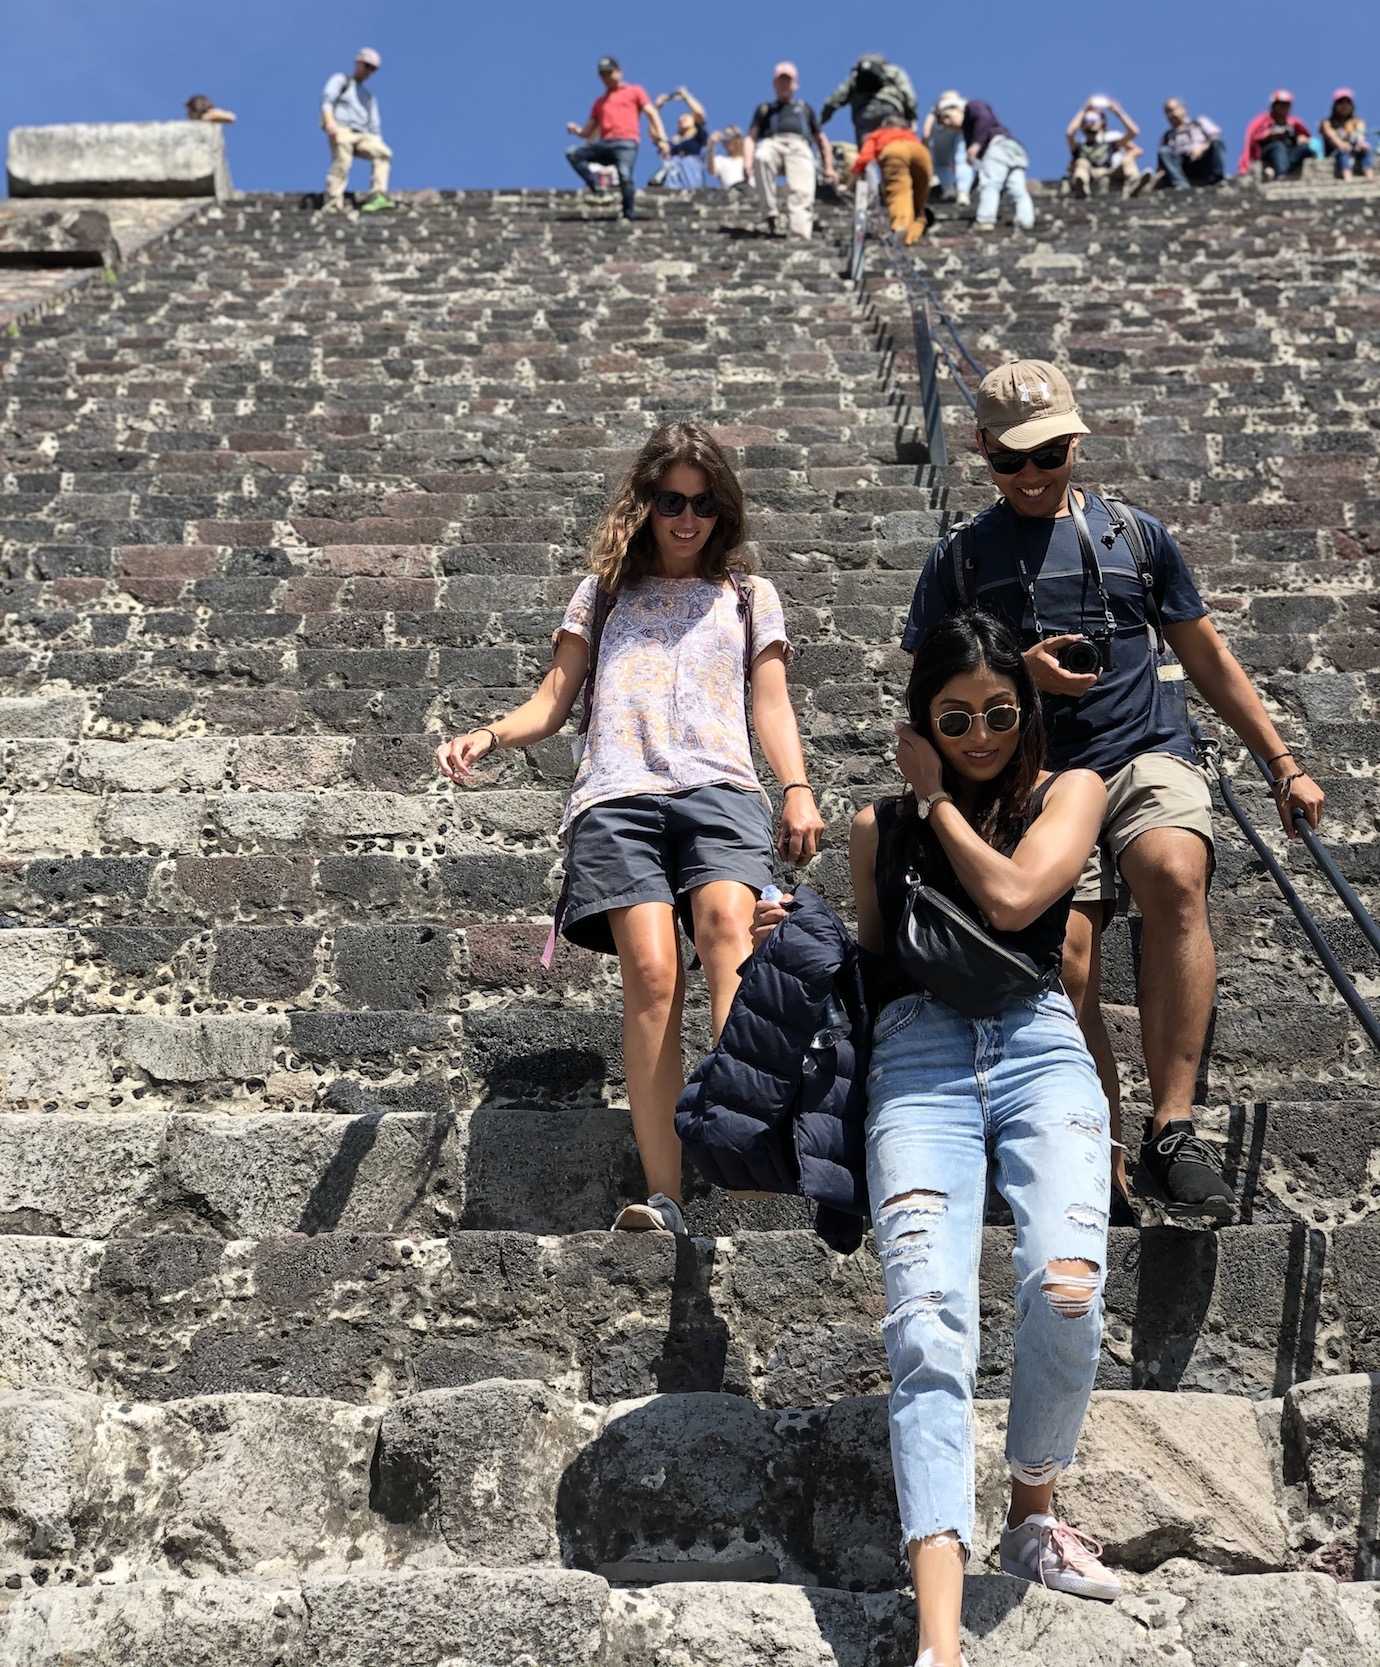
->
[871,776,1073,1010]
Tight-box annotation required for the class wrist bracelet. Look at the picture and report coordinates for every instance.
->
[476,727,500,754]
[1271,771,1303,801]
[781,782,813,797]
[1264,749,1298,769]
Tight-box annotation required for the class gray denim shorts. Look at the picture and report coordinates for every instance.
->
[561,784,776,956]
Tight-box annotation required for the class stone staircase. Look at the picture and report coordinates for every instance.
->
[0,183,1377,1663]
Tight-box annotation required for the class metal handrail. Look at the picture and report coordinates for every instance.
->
[1199,732,1380,1049]
[1247,749,1380,963]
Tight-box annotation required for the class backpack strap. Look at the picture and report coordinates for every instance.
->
[575,583,616,739]
[1099,493,1165,653]
[939,516,976,610]
[730,571,756,694]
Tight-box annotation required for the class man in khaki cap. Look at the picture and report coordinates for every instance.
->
[321,48,394,213]
[901,359,1324,1226]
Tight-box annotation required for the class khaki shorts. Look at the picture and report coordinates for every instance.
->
[1073,752,1214,916]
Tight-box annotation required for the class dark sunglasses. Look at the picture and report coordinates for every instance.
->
[935,704,1020,739]
[652,489,720,519]
[983,438,1073,476]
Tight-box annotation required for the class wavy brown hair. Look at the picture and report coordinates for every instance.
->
[589,421,749,592]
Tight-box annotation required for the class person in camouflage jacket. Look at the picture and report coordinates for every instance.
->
[819,54,918,144]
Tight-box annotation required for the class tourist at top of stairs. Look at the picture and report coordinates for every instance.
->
[851,122,934,246]
[754,611,1121,1667]
[922,90,974,208]
[819,52,919,145]
[184,93,235,125]
[564,55,670,223]
[1238,88,1313,180]
[744,62,837,240]
[944,94,1037,232]
[436,422,822,1237]
[648,87,711,190]
[1065,95,1150,197]
[1156,98,1226,189]
[321,47,395,214]
[706,123,747,190]
[902,360,1326,1226]
[1320,88,1373,180]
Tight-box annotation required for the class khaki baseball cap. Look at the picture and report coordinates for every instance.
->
[976,360,1089,449]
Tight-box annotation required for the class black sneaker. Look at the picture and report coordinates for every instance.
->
[1137,1118,1235,1224]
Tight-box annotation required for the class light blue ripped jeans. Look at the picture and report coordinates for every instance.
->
[865,983,1110,1558]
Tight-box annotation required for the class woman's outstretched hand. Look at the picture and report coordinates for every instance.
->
[751,892,792,951]
[435,731,496,784]
[895,721,944,797]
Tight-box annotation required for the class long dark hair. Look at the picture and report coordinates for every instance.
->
[904,610,1046,853]
[589,421,749,593]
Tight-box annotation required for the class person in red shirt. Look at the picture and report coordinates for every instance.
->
[1237,89,1312,180]
[566,55,671,222]
[852,124,934,245]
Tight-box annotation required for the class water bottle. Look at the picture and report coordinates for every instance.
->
[761,884,783,904]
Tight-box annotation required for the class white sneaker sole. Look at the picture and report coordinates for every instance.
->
[610,1205,673,1233]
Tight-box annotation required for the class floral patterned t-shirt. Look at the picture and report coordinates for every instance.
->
[555,573,791,834]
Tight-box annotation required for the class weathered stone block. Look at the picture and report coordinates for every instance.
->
[210,928,318,1000]
[0,930,68,1009]
[333,926,452,1010]
[120,1016,280,1082]
[0,206,119,268]
[7,121,233,198]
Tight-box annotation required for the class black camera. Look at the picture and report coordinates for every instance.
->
[1052,632,1112,676]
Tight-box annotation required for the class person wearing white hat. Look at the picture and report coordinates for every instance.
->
[922,91,973,208]
[321,48,395,213]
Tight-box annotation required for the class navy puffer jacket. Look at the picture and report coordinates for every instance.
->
[674,886,872,1253]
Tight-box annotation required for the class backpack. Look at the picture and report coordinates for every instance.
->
[940,491,1166,652]
[572,571,757,761]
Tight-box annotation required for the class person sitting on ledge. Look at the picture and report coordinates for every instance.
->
[185,94,235,124]
[1156,99,1226,189]
[650,88,711,189]
[565,56,671,223]
[321,48,395,213]
[1065,96,1148,197]
[1320,89,1372,181]
[1238,89,1312,181]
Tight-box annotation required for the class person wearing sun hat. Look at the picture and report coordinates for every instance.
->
[1320,88,1372,181]
[922,90,974,207]
[321,48,394,213]
[1237,88,1312,180]
[901,359,1325,1229]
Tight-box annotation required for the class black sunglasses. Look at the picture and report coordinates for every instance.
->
[983,437,1074,476]
[935,704,1020,739]
[652,490,720,519]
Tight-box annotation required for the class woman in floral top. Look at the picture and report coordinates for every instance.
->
[437,421,823,1233]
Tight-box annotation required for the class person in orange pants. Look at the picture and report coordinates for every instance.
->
[852,124,933,244]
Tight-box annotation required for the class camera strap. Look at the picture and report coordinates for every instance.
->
[1067,492,1120,637]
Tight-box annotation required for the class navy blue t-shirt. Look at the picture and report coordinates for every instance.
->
[901,493,1208,777]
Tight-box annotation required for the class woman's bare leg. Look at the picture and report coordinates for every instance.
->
[688,879,757,1041]
[608,901,685,1201]
[908,1532,966,1666]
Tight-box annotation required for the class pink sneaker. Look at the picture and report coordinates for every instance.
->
[999,1513,1122,1601]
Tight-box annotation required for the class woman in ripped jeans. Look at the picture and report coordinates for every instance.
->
[758,611,1119,1667]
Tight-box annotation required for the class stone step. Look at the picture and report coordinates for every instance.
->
[1,1223,1366,1407]
[3,1564,1375,1667]
[0,1103,1372,1240]
[5,1376,1354,1591]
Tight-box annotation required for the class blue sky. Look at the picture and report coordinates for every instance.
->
[8,1,1377,194]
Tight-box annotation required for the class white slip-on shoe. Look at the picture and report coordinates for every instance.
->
[610,1193,687,1235]
[914,1650,968,1667]
[999,1513,1122,1601]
